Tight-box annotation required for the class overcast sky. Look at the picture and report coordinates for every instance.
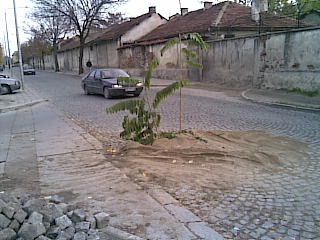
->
[0,0,222,55]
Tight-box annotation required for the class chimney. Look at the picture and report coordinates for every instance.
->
[204,1,212,10]
[260,0,268,12]
[181,8,188,16]
[251,0,268,23]
[149,6,156,14]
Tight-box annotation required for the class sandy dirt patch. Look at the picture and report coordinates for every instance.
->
[107,130,307,221]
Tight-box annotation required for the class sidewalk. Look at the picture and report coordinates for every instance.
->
[0,87,224,240]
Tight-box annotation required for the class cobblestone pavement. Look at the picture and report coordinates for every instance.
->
[25,70,320,239]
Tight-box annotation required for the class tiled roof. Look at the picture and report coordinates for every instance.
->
[139,1,308,42]
[91,12,157,43]
[58,12,160,51]
[58,37,80,52]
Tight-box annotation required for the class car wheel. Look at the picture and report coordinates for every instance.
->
[103,88,111,99]
[134,93,140,97]
[84,85,90,95]
[1,85,11,94]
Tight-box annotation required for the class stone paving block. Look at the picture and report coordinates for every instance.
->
[148,188,179,205]
[75,221,90,233]
[55,215,73,230]
[71,209,85,223]
[85,215,96,229]
[47,226,61,238]
[59,226,75,239]
[8,219,20,232]
[188,222,224,240]
[28,212,44,224]
[73,231,87,240]
[36,236,51,240]
[164,204,201,223]
[2,205,15,219]
[0,214,11,228]
[18,222,46,240]
[0,228,17,240]
[56,203,69,214]
[94,212,110,229]
[14,208,28,223]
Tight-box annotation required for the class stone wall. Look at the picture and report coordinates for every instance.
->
[37,27,320,91]
[205,27,320,90]
[120,27,320,90]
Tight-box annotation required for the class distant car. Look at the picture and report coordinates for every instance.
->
[23,65,36,75]
[0,75,21,94]
[81,68,143,99]
[0,65,4,71]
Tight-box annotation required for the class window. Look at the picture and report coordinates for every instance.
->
[94,70,101,79]
[89,71,96,78]
[101,69,129,79]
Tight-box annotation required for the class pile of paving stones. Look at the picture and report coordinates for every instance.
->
[0,193,109,240]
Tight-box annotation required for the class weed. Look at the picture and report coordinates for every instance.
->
[280,88,319,97]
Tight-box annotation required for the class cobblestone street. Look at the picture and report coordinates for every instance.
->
[25,71,320,239]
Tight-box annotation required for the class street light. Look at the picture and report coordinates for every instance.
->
[12,0,25,91]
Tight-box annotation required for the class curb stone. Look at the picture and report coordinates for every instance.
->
[241,89,320,112]
[0,99,49,114]
[100,226,145,240]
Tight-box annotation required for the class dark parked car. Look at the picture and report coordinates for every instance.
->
[0,75,21,94]
[81,68,143,99]
[23,65,36,75]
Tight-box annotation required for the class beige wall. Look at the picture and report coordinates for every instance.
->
[121,14,167,44]
[120,28,320,91]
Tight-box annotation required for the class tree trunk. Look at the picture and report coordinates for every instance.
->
[78,38,85,74]
[42,52,45,70]
[53,41,59,72]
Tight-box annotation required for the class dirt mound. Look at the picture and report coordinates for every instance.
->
[122,130,305,169]
[109,130,307,193]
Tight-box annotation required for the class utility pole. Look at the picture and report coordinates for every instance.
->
[12,0,25,90]
[4,12,13,77]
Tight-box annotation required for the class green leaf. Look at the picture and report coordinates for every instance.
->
[160,37,180,56]
[182,48,198,59]
[107,100,145,114]
[186,60,203,69]
[117,77,140,86]
[145,57,159,89]
[184,33,209,51]
[153,80,191,108]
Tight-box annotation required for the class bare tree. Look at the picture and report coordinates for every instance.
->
[33,0,124,74]
[21,30,52,69]
[30,9,69,72]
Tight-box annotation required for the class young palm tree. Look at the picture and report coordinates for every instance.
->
[107,33,209,145]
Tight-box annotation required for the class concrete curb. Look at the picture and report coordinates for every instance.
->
[100,226,146,240]
[241,89,320,112]
[0,99,49,114]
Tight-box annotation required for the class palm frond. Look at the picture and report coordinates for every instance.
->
[160,37,180,56]
[182,48,198,58]
[145,57,159,89]
[185,33,209,51]
[153,80,191,108]
[107,100,145,114]
[117,77,140,86]
[186,60,203,69]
